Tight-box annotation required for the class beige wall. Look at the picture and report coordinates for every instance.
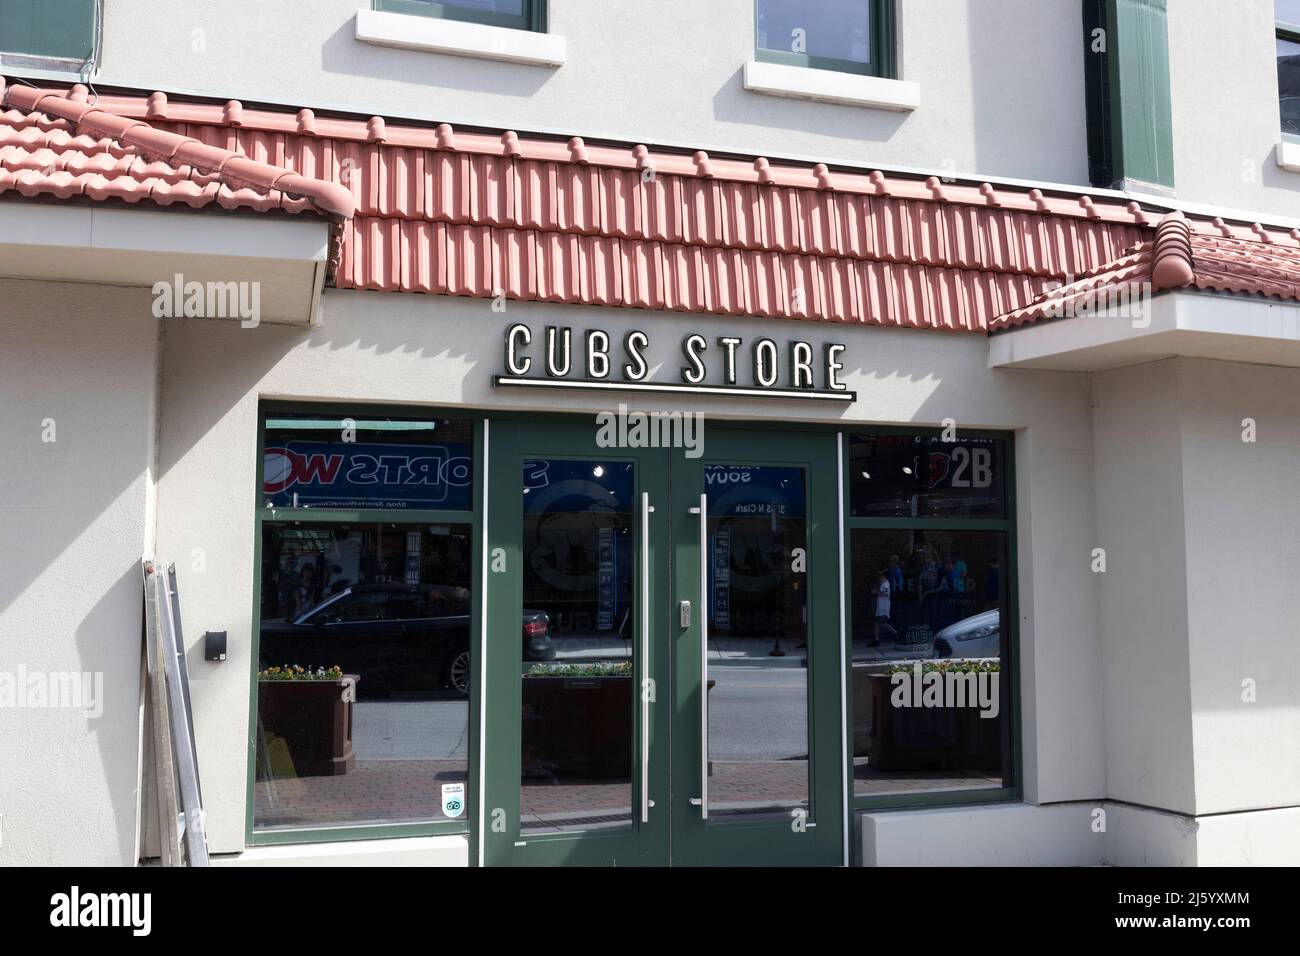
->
[0,279,158,866]
[1167,0,1300,218]
[1093,355,1300,819]
[93,0,1090,187]
[1091,360,1197,813]
[1177,358,1300,815]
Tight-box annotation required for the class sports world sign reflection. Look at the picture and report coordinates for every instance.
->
[263,441,472,509]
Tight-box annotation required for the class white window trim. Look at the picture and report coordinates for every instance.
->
[1276,138,1300,173]
[354,8,565,68]
[742,59,918,111]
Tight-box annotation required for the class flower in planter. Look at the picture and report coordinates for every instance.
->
[258,664,345,681]
[888,659,999,676]
[527,661,633,678]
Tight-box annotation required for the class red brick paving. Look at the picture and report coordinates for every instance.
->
[255,757,999,830]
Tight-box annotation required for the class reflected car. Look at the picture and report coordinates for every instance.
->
[930,608,999,659]
[260,582,553,698]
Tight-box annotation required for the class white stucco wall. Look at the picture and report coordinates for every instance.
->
[90,0,1089,187]
[0,279,158,866]
[1176,358,1300,816]
[1166,0,1300,219]
[152,288,1102,856]
[1092,355,1300,819]
[1091,360,1197,814]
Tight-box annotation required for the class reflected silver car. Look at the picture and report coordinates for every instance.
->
[931,609,999,658]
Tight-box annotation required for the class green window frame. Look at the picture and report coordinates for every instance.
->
[754,0,896,79]
[841,426,1022,824]
[247,403,488,849]
[0,0,98,69]
[1277,9,1300,143]
[373,0,547,33]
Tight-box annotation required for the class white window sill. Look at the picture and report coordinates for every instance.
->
[354,9,565,68]
[742,59,918,111]
[1276,139,1300,173]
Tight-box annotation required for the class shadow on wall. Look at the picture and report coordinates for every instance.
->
[318,17,555,99]
[0,279,160,863]
[79,560,153,865]
[709,65,909,143]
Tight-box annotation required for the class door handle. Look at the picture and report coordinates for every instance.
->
[678,600,691,629]
[695,493,708,819]
[640,491,654,823]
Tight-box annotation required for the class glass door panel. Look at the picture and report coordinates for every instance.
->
[519,458,636,834]
[672,429,844,867]
[485,422,669,867]
[704,464,810,820]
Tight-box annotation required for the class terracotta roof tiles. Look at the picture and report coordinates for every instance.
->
[6,81,1300,331]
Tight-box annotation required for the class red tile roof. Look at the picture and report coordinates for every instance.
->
[0,80,354,219]
[5,82,1300,332]
[990,210,1300,330]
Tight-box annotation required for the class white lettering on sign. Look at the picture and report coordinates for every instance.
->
[499,323,850,397]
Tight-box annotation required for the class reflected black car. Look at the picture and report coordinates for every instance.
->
[260,582,552,698]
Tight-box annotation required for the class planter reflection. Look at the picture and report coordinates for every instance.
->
[521,665,632,780]
[854,665,1000,773]
[257,670,358,779]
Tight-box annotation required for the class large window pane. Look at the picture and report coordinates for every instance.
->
[375,0,536,30]
[850,528,1009,797]
[1279,35,1300,136]
[263,413,473,511]
[705,464,810,821]
[519,458,633,833]
[254,520,477,830]
[849,433,1008,519]
[757,0,873,66]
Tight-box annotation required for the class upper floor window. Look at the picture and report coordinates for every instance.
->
[755,0,894,78]
[0,0,97,70]
[1278,1,1300,137]
[374,0,546,32]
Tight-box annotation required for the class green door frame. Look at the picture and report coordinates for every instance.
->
[483,419,843,867]
[670,428,844,866]
[483,420,672,866]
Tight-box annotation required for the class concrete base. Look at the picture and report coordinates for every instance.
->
[860,802,1300,866]
[210,835,470,867]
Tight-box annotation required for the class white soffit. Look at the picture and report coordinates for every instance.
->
[988,292,1300,372]
[0,202,332,325]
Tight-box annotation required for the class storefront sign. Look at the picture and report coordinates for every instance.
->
[495,323,855,401]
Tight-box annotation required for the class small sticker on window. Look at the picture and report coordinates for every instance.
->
[442,782,465,818]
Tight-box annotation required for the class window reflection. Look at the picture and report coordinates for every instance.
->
[254,520,486,830]
[849,434,1007,519]
[850,528,1008,797]
[757,0,873,65]
[705,464,810,820]
[1279,35,1300,136]
[519,460,635,833]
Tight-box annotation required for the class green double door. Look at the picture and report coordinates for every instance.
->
[483,418,844,866]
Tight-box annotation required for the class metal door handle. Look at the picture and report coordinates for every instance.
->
[696,492,708,819]
[640,492,653,823]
